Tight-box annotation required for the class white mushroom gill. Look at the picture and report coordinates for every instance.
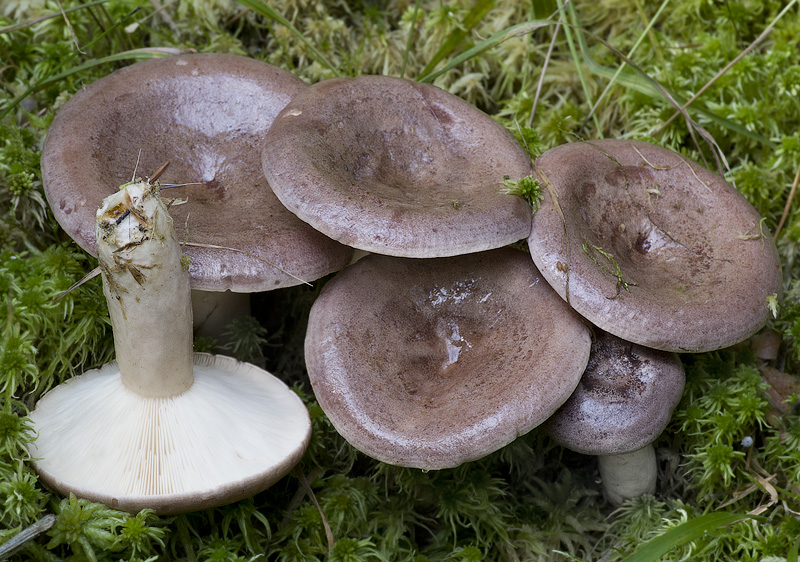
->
[30,356,309,498]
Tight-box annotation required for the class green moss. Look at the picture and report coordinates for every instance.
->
[3,0,800,560]
[501,175,543,213]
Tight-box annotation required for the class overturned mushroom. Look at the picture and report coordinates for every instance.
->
[546,331,685,506]
[528,139,781,352]
[28,179,311,514]
[305,248,591,469]
[262,76,533,258]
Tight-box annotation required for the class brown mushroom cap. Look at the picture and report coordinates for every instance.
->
[261,76,533,258]
[42,53,353,292]
[528,139,782,352]
[547,331,685,455]
[305,248,592,469]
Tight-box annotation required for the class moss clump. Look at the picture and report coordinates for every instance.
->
[2,0,800,560]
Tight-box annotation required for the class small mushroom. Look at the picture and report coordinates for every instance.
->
[28,180,311,514]
[261,76,533,258]
[305,248,592,469]
[41,53,353,337]
[546,331,685,506]
[528,139,782,352]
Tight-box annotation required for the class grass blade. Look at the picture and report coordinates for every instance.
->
[417,19,548,83]
[621,512,758,562]
[0,6,142,121]
[0,0,110,34]
[416,0,496,80]
[400,0,422,79]
[559,0,602,134]
[569,11,771,146]
[581,0,671,130]
[233,0,339,77]
[35,48,191,90]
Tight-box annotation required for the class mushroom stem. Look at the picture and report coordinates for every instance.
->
[96,180,194,398]
[597,444,657,507]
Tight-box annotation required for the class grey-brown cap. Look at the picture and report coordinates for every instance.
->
[42,53,353,292]
[547,330,685,455]
[261,76,533,258]
[304,248,592,469]
[528,139,782,352]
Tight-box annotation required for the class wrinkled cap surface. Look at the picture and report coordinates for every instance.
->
[547,331,685,455]
[42,53,353,292]
[262,76,533,258]
[528,139,782,352]
[29,353,311,515]
[305,248,592,469]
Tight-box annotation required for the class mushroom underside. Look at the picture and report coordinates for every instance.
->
[29,353,311,515]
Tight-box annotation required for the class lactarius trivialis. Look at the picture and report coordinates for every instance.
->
[41,53,353,337]
[547,331,685,506]
[305,248,591,469]
[28,179,311,514]
[528,139,781,352]
[262,76,533,258]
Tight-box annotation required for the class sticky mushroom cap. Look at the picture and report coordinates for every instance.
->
[262,76,533,258]
[28,353,311,515]
[547,331,685,455]
[42,53,353,292]
[305,248,592,469]
[528,139,782,352]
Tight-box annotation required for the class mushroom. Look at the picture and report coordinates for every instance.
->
[28,179,311,514]
[527,139,782,352]
[40,53,353,338]
[304,248,592,469]
[261,75,533,258]
[546,330,685,506]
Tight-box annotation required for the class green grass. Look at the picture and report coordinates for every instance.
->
[2,0,800,560]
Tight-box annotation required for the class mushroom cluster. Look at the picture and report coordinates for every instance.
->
[263,74,595,471]
[33,52,782,513]
[261,76,780,493]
